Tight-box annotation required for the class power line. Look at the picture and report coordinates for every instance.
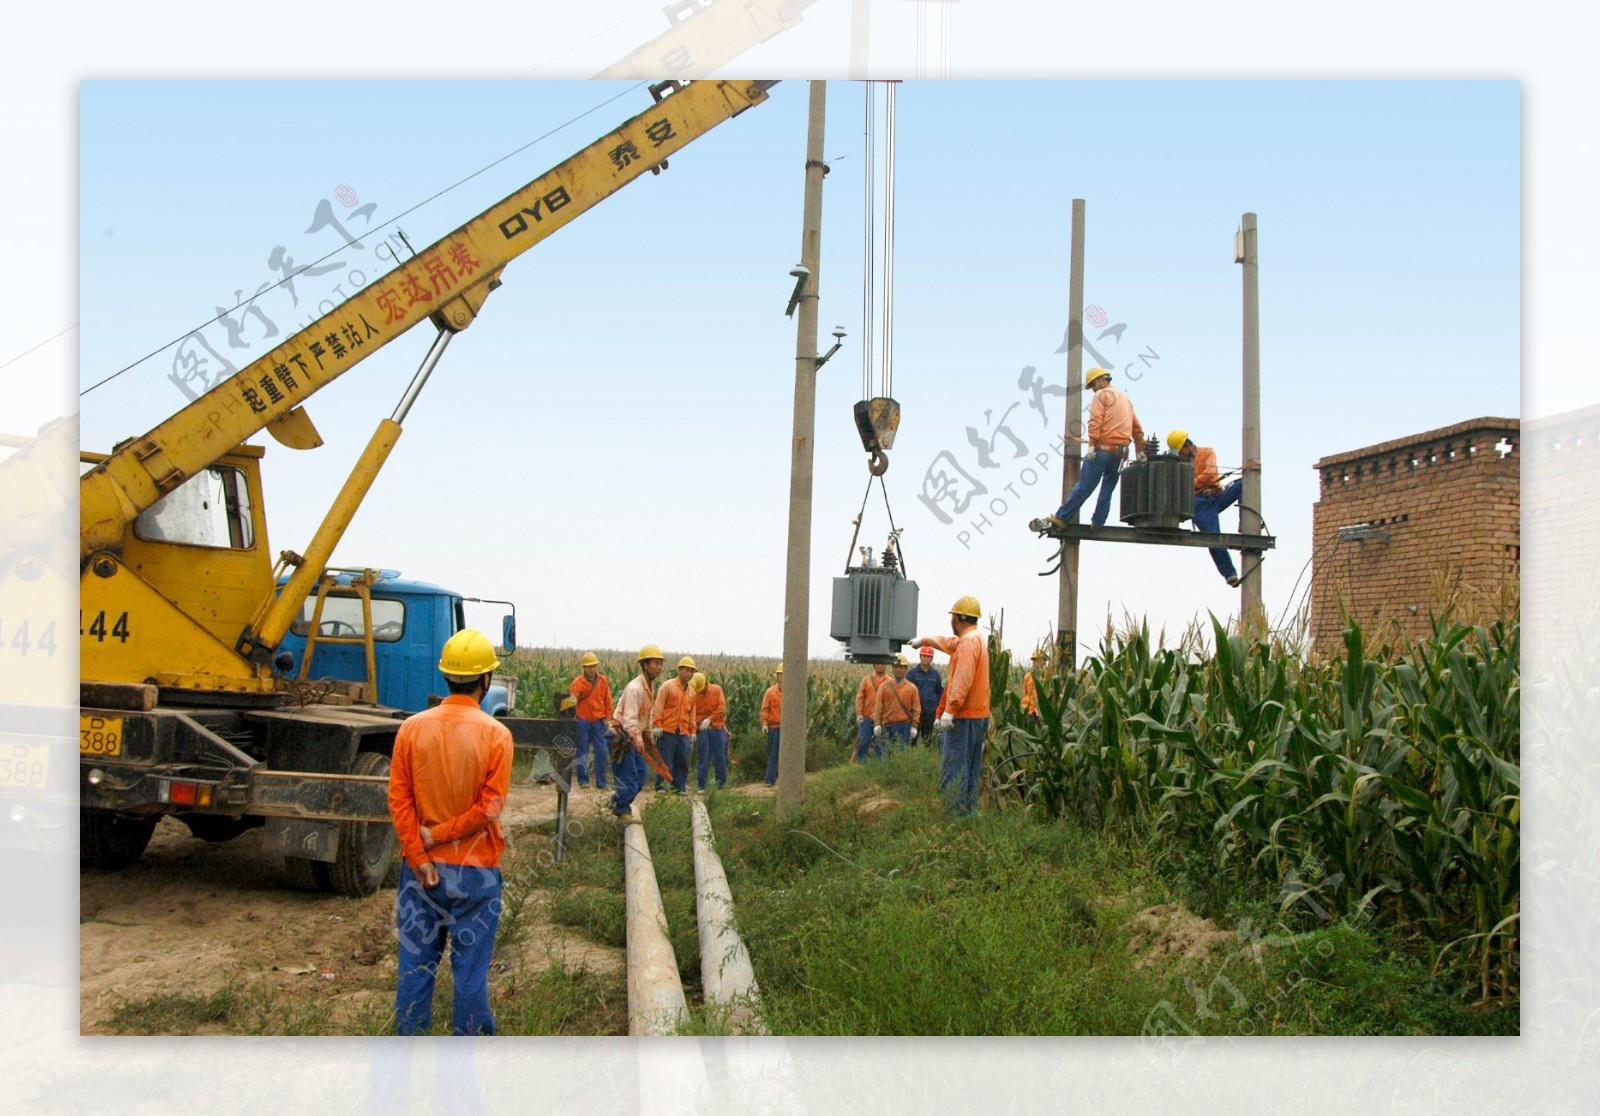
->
[80,82,648,398]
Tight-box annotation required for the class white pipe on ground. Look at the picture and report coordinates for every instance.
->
[623,822,688,1036]
[690,798,767,1035]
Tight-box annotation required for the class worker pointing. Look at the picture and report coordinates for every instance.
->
[610,645,664,822]
[1033,368,1143,531]
[910,595,992,816]
[569,652,613,789]
[652,656,699,794]
[1168,430,1259,587]
[387,629,513,1035]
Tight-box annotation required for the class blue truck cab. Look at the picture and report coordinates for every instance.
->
[274,570,516,716]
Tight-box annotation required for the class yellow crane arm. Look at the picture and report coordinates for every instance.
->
[80,78,775,562]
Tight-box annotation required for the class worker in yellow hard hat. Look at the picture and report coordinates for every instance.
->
[651,655,699,793]
[1167,430,1260,588]
[910,596,992,816]
[761,665,784,786]
[389,629,512,1035]
[1031,367,1144,533]
[875,654,922,754]
[1022,649,1047,722]
[609,644,666,821]
[691,671,729,791]
[568,652,614,790]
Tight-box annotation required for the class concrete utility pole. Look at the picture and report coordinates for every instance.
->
[777,81,827,823]
[1056,199,1086,666]
[1237,212,1264,626]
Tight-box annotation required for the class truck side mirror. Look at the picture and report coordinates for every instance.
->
[501,614,517,655]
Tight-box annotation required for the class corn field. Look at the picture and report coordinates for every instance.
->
[989,616,1520,1002]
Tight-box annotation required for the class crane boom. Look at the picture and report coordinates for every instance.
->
[81,78,775,562]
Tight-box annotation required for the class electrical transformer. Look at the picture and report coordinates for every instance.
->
[1119,439,1195,530]
[830,558,918,664]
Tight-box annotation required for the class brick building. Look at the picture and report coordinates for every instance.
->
[1310,417,1519,655]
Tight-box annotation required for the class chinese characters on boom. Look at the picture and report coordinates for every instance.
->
[169,188,417,403]
[917,307,1163,548]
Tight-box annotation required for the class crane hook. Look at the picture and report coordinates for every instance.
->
[868,449,889,477]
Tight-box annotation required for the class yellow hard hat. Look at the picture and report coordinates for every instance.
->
[580,652,600,668]
[1031,649,1047,661]
[677,655,697,671]
[894,654,909,667]
[775,663,784,674]
[439,629,500,677]
[691,671,707,693]
[950,595,982,619]
[1086,367,1112,386]
[559,694,578,713]
[1167,430,1190,452]
[637,643,664,663]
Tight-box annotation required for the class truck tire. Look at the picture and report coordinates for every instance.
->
[80,810,158,870]
[283,854,333,892]
[329,750,398,897]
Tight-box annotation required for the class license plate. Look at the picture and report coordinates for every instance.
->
[0,741,50,790]
[80,715,124,758]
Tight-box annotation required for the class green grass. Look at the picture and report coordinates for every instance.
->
[106,980,335,1036]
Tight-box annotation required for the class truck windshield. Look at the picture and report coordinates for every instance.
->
[291,595,406,642]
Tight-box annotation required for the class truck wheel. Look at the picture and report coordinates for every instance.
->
[80,810,158,870]
[329,751,398,897]
[283,855,333,892]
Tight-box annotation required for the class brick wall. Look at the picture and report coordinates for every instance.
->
[1310,417,1519,655]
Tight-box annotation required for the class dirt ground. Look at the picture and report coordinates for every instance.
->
[78,781,637,1035]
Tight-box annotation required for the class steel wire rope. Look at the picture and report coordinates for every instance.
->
[80,82,649,397]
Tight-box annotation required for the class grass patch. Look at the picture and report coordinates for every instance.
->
[107,980,334,1036]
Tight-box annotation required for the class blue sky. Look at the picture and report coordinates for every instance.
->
[79,79,1519,659]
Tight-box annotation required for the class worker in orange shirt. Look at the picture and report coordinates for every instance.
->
[854,662,891,762]
[1168,430,1260,587]
[911,595,992,816]
[387,630,514,1035]
[692,671,729,791]
[1022,649,1046,723]
[569,652,614,789]
[652,655,699,794]
[874,654,922,754]
[1034,367,1143,531]
[761,665,784,786]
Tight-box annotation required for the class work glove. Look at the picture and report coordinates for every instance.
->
[698,718,710,731]
[650,728,662,743]
[911,727,919,740]
[873,725,883,738]
[938,713,954,731]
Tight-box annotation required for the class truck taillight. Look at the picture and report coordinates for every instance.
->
[158,780,212,807]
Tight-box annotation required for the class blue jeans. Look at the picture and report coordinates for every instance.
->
[765,728,781,785]
[656,732,691,793]
[612,747,647,815]
[1193,478,1243,579]
[395,862,503,1036]
[1056,448,1124,527]
[939,716,991,817]
[697,728,728,790]
[883,722,911,753]
[855,716,878,761]
[575,718,609,788]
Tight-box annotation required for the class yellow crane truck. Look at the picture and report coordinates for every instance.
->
[77,79,776,895]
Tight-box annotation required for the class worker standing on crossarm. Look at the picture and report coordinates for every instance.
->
[692,671,729,791]
[875,654,922,754]
[1033,368,1143,531]
[387,629,513,1036]
[761,665,784,786]
[652,656,699,794]
[1168,430,1259,587]
[569,652,613,789]
[906,645,944,747]
[911,596,992,817]
[1022,649,1047,723]
[611,645,665,822]
[854,662,891,762]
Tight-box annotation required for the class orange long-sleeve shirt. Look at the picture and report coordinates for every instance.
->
[569,673,614,721]
[697,683,727,729]
[856,672,890,718]
[876,678,921,725]
[388,695,513,871]
[652,676,697,735]
[1086,386,1143,451]
[1022,671,1039,716]
[919,628,991,719]
[760,684,783,729]
[1191,446,1221,495]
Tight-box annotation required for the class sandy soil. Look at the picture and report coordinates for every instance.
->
[78,781,631,1035]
